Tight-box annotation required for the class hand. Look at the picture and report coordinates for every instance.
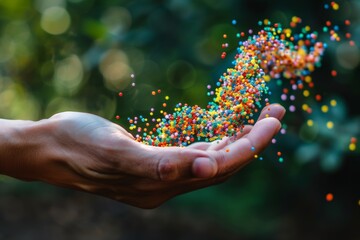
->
[25,104,285,208]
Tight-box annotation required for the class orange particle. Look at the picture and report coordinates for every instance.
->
[162,103,167,107]
[223,34,227,39]
[277,151,282,156]
[226,149,230,152]
[331,70,337,77]
[326,193,334,202]
[151,91,156,96]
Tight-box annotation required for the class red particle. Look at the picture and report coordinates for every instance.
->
[115,115,120,120]
[326,21,331,27]
[277,151,282,156]
[326,193,334,202]
[157,89,161,93]
[349,40,355,46]
[118,92,123,97]
[345,19,351,26]
[221,52,227,59]
[345,33,351,39]
[315,94,322,101]
[351,137,357,144]
[240,32,245,37]
[331,70,337,77]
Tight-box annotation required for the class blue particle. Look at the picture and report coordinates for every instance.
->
[251,146,255,151]
[259,157,263,161]
[232,19,237,25]
[324,4,329,9]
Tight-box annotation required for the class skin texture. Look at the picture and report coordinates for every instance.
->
[0,104,285,209]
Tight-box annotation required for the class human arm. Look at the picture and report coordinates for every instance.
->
[0,104,285,209]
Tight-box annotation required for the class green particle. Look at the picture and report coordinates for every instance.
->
[279,157,284,163]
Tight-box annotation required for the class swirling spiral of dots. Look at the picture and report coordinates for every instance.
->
[128,18,326,147]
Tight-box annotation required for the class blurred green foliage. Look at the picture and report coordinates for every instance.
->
[0,0,359,239]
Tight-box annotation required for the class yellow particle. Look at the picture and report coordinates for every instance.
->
[150,112,153,116]
[165,96,170,100]
[349,143,356,151]
[305,26,311,32]
[332,3,339,10]
[307,119,314,127]
[265,114,269,118]
[264,75,271,82]
[305,76,312,83]
[254,154,258,158]
[330,99,337,107]
[326,121,334,129]
[321,105,329,113]
[303,90,310,97]
[302,104,309,111]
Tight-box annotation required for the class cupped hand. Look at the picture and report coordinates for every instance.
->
[38,104,285,208]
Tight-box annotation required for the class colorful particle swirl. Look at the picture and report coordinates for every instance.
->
[127,18,325,147]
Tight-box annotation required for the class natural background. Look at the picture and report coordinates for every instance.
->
[0,0,359,239]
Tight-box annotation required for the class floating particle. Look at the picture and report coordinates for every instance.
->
[152,91,156,96]
[118,92,123,97]
[330,99,337,107]
[349,143,356,151]
[226,149,230,152]
[326,193,334,202]
[278,157,284,163]
[232,19,237,25]
[349,137,357,151]
[331,70,337,77]
[331,1,339,10]
[115,115,120,120]
[307,119,314,127]
[321,105,329,113]
[223,34,227,39]
[326,121,334,129]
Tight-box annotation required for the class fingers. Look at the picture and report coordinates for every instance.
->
[258,103,286,121]
[203,117,282,177]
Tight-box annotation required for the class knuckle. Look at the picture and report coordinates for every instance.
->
[157,159,177,181]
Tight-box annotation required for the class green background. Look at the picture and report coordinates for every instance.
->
[0,0,359,239]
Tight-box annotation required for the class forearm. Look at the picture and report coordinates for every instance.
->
[0,119,57,181]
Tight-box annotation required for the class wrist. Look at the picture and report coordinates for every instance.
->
[0,118,59,181]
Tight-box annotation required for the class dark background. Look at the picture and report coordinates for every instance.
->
[0,0,359,239]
